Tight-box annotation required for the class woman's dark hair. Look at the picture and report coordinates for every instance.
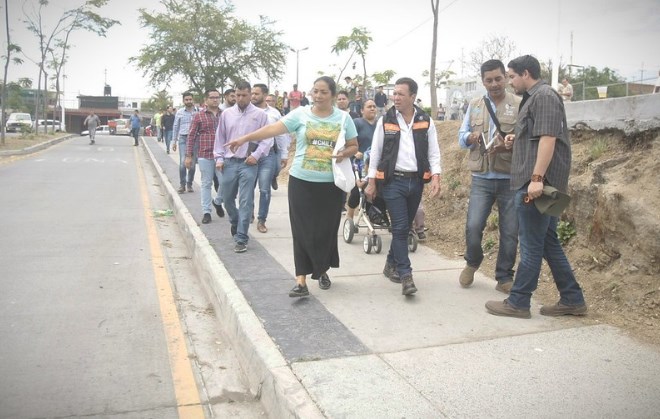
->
[314,76,337,96]
[507,55,541,80]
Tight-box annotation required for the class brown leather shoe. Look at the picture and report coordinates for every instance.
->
[540,302,588,317]
[257,221,267,233]
[485,299,531,319]
[495,280,513,294]
[459,265,477,288]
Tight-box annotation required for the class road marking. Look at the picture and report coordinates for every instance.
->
[134,147,205,418]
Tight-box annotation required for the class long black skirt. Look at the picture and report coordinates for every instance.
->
[288,175,343,279]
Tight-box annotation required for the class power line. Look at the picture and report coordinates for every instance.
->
[386,0,461,46]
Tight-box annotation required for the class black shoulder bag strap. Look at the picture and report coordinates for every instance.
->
[482,95,506,138]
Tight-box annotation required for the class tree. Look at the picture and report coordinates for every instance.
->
[331,27,373,86]
[571,66,626,101]
[140,90,172,112]
[131,0,287,94]
[429,0,440,118]
[467,35,518,77]
[372,70,396,87]
[1,0,23,144]
[23,0,118,134]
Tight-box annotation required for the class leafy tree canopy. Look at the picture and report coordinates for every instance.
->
[130,0,287,94]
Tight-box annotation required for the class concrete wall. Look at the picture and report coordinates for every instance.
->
[565,93,660,134]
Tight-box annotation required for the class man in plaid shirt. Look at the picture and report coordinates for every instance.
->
[185,89,223,224]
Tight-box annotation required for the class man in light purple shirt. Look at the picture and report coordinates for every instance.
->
[214,81,272,253]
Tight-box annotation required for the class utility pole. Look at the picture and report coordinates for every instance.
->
[289,47,309,87]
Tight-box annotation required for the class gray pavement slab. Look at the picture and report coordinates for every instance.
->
[145,137,660,418]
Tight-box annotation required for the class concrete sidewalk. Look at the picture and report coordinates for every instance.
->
[143,137,660,418]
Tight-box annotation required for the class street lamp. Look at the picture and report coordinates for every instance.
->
[290,46,309,87]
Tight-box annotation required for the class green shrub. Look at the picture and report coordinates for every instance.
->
[557,220,576,245]
[590,138,608,160]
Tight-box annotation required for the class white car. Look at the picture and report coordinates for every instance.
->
[34,119,66,132]
[81,125,110,136]
[6,113,33,132]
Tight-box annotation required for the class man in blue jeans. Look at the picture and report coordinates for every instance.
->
[214,81,271,253]
[129,110,141,146]
[251,84,290,233]
[458,59,520,294]
[365,77,441,296]
[486,55,587,319]
[173,94,198,193]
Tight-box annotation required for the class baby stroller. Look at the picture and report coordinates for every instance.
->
[342,186,419,255]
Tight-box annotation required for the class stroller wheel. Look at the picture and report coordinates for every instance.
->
[374,235,383,253]
[363,235,373,254]
[343,218,355,243]
[408,232,418,252]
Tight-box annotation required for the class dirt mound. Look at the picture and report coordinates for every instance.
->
[424,121,660,346]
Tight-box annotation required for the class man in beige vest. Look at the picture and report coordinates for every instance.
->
[457,59,521,293]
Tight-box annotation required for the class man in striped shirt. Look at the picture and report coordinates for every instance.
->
[185,89,222,224]
[486,55,587,319]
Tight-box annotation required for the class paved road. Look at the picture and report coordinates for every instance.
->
[0,135,263,418]
[146,135,660,419]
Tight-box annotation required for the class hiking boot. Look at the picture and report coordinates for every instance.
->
[401,274,417,296]
[318,273,331,290]
[383,262,401,283]
[289,283,309,298]
[485,300,531,319]
[540,302,588,317]
[257,221,268,233]
[234,243,247,253]
[495,280,513,294]
[459,265,477,288]
[212,200,224,217]
[187,185,194,192]
[177,186,185,194]
[201,213,211,224]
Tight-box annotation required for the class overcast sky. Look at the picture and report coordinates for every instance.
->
[4,0,658,107]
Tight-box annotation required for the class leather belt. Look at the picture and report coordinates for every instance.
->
[393,171,418,178]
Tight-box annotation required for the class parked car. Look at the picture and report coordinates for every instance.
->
[34,119,66,132]
[108,118,130,135]
[5,113,33,132]
[81,125,110,136]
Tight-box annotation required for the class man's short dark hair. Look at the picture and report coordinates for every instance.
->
[395,77,418,95]
[507,55,541,80]
[337,90,349,98]
[182,91,193,99]
[480,59,506,79]
[235,81,251,92]
[223,89,235,96]
[205,88,219,98]
[254,83,269,94]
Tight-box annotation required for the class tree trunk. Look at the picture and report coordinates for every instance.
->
[1,0,10,145]
[429,0,439,119]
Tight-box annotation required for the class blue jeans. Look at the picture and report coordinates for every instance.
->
[507,187,585,309]
[198,158,222,215]
[221,158,258,245]
[164,129,173,151]
[177,135,196,188]
[256,151,278,222]
[381,176,423,277]
[464,176,518,282]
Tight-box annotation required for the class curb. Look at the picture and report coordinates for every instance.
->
[0,134,75,156]
[142,141,324,418]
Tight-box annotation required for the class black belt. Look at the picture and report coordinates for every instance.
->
[229,156,246,161]
[393,171,418,178]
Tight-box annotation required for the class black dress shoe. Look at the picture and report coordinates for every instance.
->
[289,284,309,298]
[318,273,331,290]
[213,200,225,217]
[202,213,211,224]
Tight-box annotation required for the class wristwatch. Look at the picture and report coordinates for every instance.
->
[531,174,544,182]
